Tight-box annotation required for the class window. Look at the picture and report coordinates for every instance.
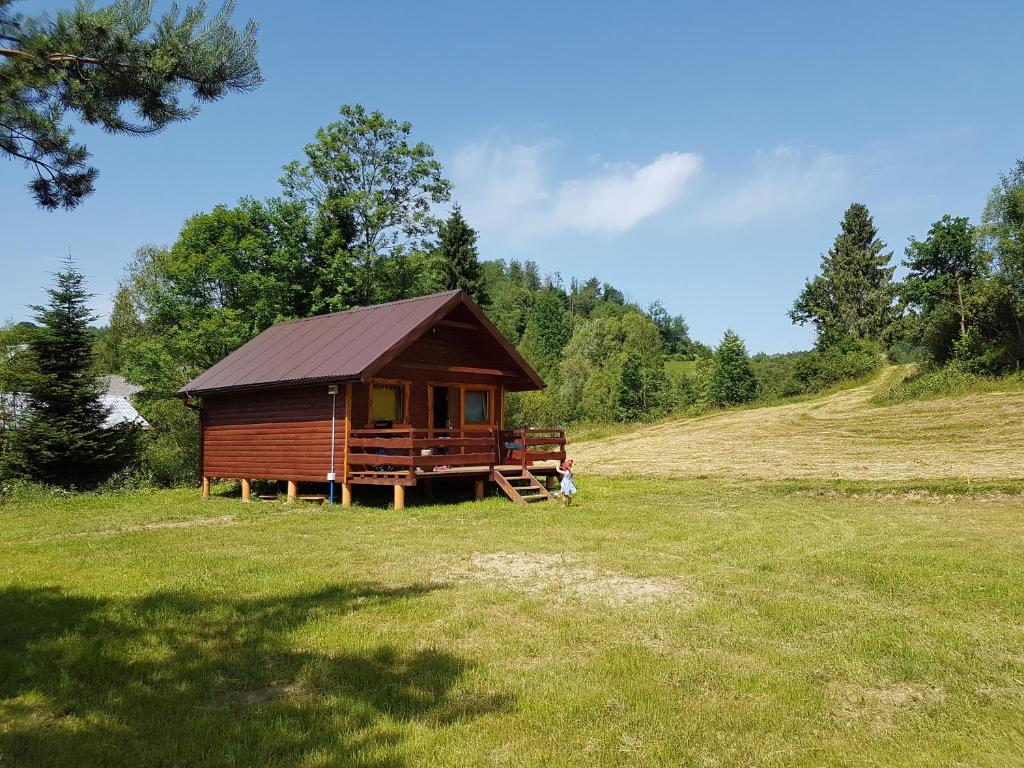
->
[463,389,490,425]
[370,384,405,423]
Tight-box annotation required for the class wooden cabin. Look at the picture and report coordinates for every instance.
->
[179,290,566,508]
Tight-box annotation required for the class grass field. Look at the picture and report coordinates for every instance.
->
[573,366,1024,480]
[2,475,1024,767]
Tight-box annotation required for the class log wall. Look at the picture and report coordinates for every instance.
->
[202,384,342,482]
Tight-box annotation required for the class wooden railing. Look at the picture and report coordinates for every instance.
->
[346,428,499,483]
[500,428,566,468]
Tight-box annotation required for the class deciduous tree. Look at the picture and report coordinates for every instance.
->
[280,104,451,304]
[901,215,987,362]
[648,300,691,355]
[94,284,142,374]
[982,159,1024,363]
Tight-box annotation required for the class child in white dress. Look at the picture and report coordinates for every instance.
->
[556,459,576,506]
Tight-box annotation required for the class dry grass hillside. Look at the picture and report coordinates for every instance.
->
[572,367,1024,480]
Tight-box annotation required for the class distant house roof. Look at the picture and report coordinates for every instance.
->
[0,382,150,430]
[100,394,150,430]
[97,375,150,429]
[179,290,544,396]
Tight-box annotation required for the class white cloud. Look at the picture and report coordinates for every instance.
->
[450,139,850,241]
[451,140,550,235]
[696,146,850,228]
[550,152,702,234]
[451,139,702,240]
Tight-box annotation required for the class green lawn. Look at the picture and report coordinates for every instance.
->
[2,479,1024,767]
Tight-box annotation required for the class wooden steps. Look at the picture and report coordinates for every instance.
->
[492,467,550,503]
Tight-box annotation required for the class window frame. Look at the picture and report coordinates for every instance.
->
[460,386,495,428]
[366,379,411,427]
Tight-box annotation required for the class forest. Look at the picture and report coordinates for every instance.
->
[2,103,1023,489]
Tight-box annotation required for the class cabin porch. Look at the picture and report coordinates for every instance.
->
[201,425,566,509]
[341,426,566,507]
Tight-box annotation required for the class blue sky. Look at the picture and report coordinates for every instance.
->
[2,0,1022,352]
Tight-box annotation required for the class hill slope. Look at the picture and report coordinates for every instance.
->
[572,367,1024,480]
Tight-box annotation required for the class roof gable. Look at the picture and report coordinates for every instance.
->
[179,291,543,395]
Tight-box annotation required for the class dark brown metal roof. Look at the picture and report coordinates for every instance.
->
[179,290,544,395]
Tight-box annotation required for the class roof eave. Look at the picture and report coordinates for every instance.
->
[178,374,360,398]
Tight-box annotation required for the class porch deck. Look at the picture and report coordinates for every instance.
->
[348,460,565,483]
[344,427,565,505]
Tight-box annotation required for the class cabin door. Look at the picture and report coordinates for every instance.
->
[430,386,453,431]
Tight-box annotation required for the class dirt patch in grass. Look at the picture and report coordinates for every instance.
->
[120,515,237,533]
[837,682,946,731]
[231,679,298,707]
[453,552,690,606]
[785,488,1024,502]
[31,515,239,543]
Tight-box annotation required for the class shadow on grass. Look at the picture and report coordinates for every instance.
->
[0,582,506,767]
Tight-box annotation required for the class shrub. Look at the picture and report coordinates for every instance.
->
[887,340,931,365]
[872,365,978,405]
[505,389,565,430]
[135,397,200,487]
[795,336,881,391]
[0,477,72,505]
[950,328,1013,374]
[750,353,808,400]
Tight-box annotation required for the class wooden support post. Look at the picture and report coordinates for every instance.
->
[287,480,298,503]
[474,478,485,500]
[241,478,251,503]
[202,476,210,499]
[341,483,352,508]
[342,381,352,487]
[393,484,405,510]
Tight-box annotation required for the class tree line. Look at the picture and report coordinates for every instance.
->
[791,167,1024,375]
[2,98,1023,490]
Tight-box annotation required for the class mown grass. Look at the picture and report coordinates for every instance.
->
[2,477,1023,767]
[573,366,1024,480]
[568,368,882,445]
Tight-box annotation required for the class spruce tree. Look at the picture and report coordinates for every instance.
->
[790,203,895,345]
[437,205,488,304]
[711,330,757,406]
[6,260,138,488]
